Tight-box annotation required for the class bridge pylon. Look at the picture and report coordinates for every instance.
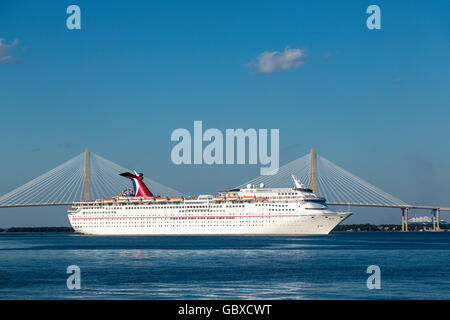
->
[436,208,440,231]
[401,207,408,232]
[432,209,441,232]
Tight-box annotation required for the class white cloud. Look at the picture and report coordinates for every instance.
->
[249,47,305,73]
[0,38,20,65]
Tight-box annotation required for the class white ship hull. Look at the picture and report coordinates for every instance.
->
[68,204,351,236]
[68,176,351,236]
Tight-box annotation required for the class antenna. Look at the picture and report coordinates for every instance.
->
[291,175,302,188]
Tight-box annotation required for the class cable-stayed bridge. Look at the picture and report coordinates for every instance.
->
[0,148,448,231]
[238,149,450,231]
[238,150,408,207]
[0,148,185,208]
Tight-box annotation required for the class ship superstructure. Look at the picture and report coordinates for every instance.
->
[68,173,351,235]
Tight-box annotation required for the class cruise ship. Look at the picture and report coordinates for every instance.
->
[68,172,351,235]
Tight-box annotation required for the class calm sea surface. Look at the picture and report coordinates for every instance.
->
[0,232,449,299]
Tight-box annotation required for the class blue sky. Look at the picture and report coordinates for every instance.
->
[0,0,449,226]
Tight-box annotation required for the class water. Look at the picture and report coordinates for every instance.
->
[0,232,449,299]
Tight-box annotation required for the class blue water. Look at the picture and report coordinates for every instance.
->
[0,232,449,299]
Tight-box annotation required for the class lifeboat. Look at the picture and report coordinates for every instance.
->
[142,197,154,202]
[117,197,128,202]
[169,197,183,202]
[156,197,168,202]
[226,196,239,200]
[103,199,114,203]
[129,197,142,202]
[242,196,255,200]
[212,196,224,201]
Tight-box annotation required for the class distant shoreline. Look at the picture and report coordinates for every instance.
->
[333,224,449,232]
[0,227,74,233]
[0,224,448,233]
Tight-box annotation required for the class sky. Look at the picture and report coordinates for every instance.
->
[0,0,449,226]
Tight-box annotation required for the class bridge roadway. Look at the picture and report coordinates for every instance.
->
[0,203,74,208]
[327,202,450,211]
[1,201,449,211]
[1,201,448,232]
[327,202,449,232]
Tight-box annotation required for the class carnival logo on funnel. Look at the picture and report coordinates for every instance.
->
[119,172,153,197]
[170,121,279,175]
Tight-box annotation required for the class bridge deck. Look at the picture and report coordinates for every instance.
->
[1,202,450,211]
[328,202,450,211]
